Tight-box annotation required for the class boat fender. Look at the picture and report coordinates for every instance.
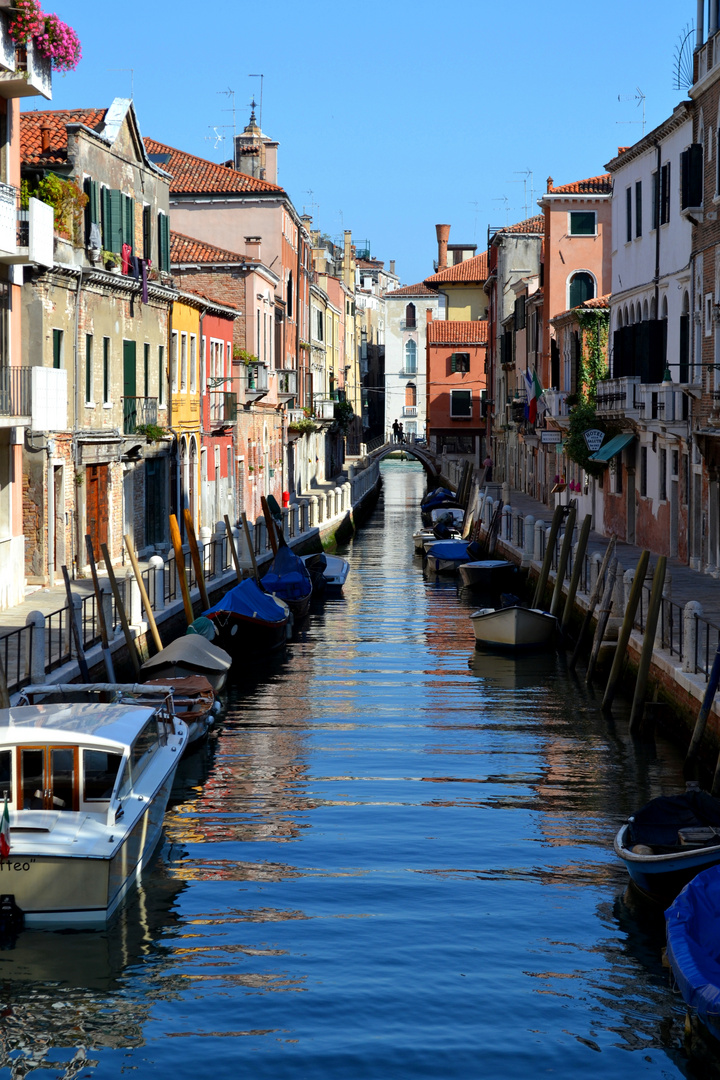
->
[0,894,24,944]
[631,844,654,855]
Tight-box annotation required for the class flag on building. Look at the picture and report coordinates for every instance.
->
[523,369,533,421]
[0,794,9,858]
[528,368,543,425]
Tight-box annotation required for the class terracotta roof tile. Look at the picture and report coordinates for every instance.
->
[427,319,488,345]
[21,108,108,165]
[547,174,612,195]
[171,230,246,265]
[144,138,284,195]
[385,282,439,298]
[424,250,488,285]
[493,215,545,236]
[176,287,241,315]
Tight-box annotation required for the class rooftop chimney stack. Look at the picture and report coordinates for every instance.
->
[40,125,52,153]
[436,224,450,271]
[244,236,262,262]
[389,260,395,275]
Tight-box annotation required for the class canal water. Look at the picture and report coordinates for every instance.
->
[0,460,705,1078]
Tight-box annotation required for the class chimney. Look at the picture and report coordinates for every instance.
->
[546,176,554,193]
[426,308,433,324]
[40,125,52,153]
[436,224,450,271]
[389,260,395,275]
[244,236,262,261]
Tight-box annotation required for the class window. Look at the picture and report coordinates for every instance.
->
[103,337,110,403]
[0,748,12,803]
[450,389,472,418]
[131,718,159,776]
[626,187,632,242]
[660,162,671,225]
[180,332,188,391]
[287,271,293,319]
[514,296,526,330]
[170,331,178,393]
[405,382,417,408]
[405,302,416,328]
[569,211,596,236]
[190,334,197,392]
[144,342,150,399]
[404,339,417,373]
[635,181,642,237]
[142,204,152,261]
[316,309,324,341]
[681,144,704,209]
[640,446,647,497]
[83,176,100,245]
[651,170,659,230]
[158,344,164,406]
[85,334,92,403]
[450,352,470,373]
[568,272,595,308]
[157,210,170,270]
[83,749,122,801]
[101,187,123,252]
[660,448,667,501]
[52,328,63,369]
[121,193,134,252]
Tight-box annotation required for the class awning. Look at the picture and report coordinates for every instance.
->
[588,432,635,463]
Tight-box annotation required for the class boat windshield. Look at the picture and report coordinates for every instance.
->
[83,749,123,801]
[0,749,11,803]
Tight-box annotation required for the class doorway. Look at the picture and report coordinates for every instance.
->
[86,464,108,563]
[18,745,77,811]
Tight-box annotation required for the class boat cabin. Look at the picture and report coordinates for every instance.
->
[0,702,173,822]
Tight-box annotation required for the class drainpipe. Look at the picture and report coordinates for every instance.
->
[72,267,83,575]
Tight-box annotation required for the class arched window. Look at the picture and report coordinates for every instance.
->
[568,271,595,308]
[404,339,417,373]
[405,382,417,408]
[624,305,630,325]
[616,308,624,329]
[661,295,668,321]
[405,303,416,328]
[642,298,649,321]
[650,296,657,320]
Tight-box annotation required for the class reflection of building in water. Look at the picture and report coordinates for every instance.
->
[0,865,186,1075]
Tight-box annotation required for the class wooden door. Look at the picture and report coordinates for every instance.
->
[86,463,108,562]
[18,746,78,810]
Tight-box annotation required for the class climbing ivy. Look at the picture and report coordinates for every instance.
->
[563,308,612,477]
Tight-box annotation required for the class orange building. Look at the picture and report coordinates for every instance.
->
[425,316,487,463]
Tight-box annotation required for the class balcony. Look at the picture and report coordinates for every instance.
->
[276,369,297,402]
[123,396,158,435]
[287,407,306,426]
[595,377,641,418]
[400,366,418,377]
[209,391,237,425]
[244,361,268,403]
[0,365,30,425]
[543,389,568,419]
[399,319,417,331]
[0,18,51,100]
[0,188,53,265]
[402,405,418,417]
[315,399,336,421]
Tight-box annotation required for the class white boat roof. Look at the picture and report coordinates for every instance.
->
[0,702,157,748]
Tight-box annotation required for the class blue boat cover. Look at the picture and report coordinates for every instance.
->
[261,543,313,602]
[427,540,470,561]
[628,790,720,849]
[666,865,720,1029]
[204,578,287,625]
[422,486,454,508]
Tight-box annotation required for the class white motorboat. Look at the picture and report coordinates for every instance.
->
[429,507,465,526]
[470,605,557,649]
[413,528,461,554]
[0,698,188,927]
[458,559,517,591]
[424,539,472,574]
[300,552,350,591]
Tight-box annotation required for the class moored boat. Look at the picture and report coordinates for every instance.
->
[0,698,188,927]
[203,577,290,656]
[458,559,517,591]
[140,633,231,694]
[614,787,720,903]
[301,552,349,592]
[261,542,313,619]
[666,864,720,1042]
[424,539,473,575]
[469,604,557,649]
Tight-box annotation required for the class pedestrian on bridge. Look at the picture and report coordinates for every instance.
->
[392,419,400,443]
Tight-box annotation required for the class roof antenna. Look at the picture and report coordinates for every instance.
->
[617,87,646,137]
[249,74,264,130]
[511,170,534,220]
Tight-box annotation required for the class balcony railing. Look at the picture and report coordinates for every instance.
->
[209,391,237,425]
[0,25,52,100]
[400,319,417,331]
[315,399,336,420]
[123,396,158,435]
[402,405,418,417]
[542,389,568,419]
[276,369,297,399]
[0,365,31,418]
[400,366,418,376]
[245,362,268,401]
[595,376,641,417]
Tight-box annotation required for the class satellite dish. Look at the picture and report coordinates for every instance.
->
[674,23,695,92]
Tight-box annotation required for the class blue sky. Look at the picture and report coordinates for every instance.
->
[34,0,693,284]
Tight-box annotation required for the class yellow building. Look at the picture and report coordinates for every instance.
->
[423,235,488,321]
[170,295,202,532]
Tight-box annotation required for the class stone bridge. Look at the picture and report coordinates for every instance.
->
[365,441,441,476]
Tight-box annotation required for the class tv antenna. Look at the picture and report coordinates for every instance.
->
[493,195,511,224]
[511,170,535,219]
[617,87,646,137]
[303,190,319,217]
[249,74,264,130]
[674,22,695,91]
[205,127,224,151]
[218,87,237,139]
[469,200,480,241]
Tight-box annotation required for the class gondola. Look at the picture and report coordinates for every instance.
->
[203,577,290,656]
[666,864,720,1042]
[261,540,314,619]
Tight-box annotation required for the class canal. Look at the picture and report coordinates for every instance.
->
[0,459,703,1078]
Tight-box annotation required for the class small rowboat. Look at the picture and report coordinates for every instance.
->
[666,864,720,1042]
[469,605,557,650]
[614,788,720,903]
[458,559,517,591]
[140,633,231,694]
[300,553,350,592]
[204,578,290,657]
[424,539,472,575]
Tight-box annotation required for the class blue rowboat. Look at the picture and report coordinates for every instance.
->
[666,864,720,1041]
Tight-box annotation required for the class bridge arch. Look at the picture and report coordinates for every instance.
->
[368,442,440,477]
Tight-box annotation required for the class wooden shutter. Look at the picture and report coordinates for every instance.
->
[450,353,457,373]
[103,188,123,253]
[122,194,135,252]
[158,213,170,270]
[681,144,703,209]
[143,204,152,261]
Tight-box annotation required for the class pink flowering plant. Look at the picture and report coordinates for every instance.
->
[9,0,81,73]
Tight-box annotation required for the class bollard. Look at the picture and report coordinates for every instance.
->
[483,496,494,528]
[213,521,226,577]
[148,554,165,611]
[522,515,535,569]
[683,601,702,675]
[25,610,46,684]
[255,516,267,553]
[502,505,512,543]
[533,519,545,563]
[589,551,602,597]
[308,495,318,527]
[199,525,212,578]
[126,568,142,628]
[602,550,650,711]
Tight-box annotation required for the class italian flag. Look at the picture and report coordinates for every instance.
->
[0,794,9,858]
[528,368,543,425]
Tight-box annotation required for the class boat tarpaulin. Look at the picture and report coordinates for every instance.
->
[261,544,312,602]
[204,578,288,625]
[627,790,720,849]
[426,540,470,561]
[666,865,720,1028]
[588,432,634,463]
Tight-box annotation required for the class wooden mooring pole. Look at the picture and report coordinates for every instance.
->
[550,506,576,618]
[183,509,210,611]
[532,504,564,610]
[224,515,242,584]
[85,534,115,682]
[241,512,260,583]
[169,515,195,628]
[585,557,618,686]
[560,514,592,634]
[100,542,141,675]
[124,535,163,653]
[601,549,650,712]
[628,556,667,738]
[685,642,720,773]
[61,565,91,681]
[569,534,616,672]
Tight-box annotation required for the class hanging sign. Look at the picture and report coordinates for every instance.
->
[582,428,605,452]
[541,430,562,444]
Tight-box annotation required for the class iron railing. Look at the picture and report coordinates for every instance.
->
[0,365,31,417]
[123,396,158,435]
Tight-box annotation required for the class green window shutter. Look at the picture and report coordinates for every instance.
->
[104,189,123,253]
[122,194,135,251]
[85,334,92,402]
[160,213,170,270]
[52,329,62,369]
[450,353,457,373]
